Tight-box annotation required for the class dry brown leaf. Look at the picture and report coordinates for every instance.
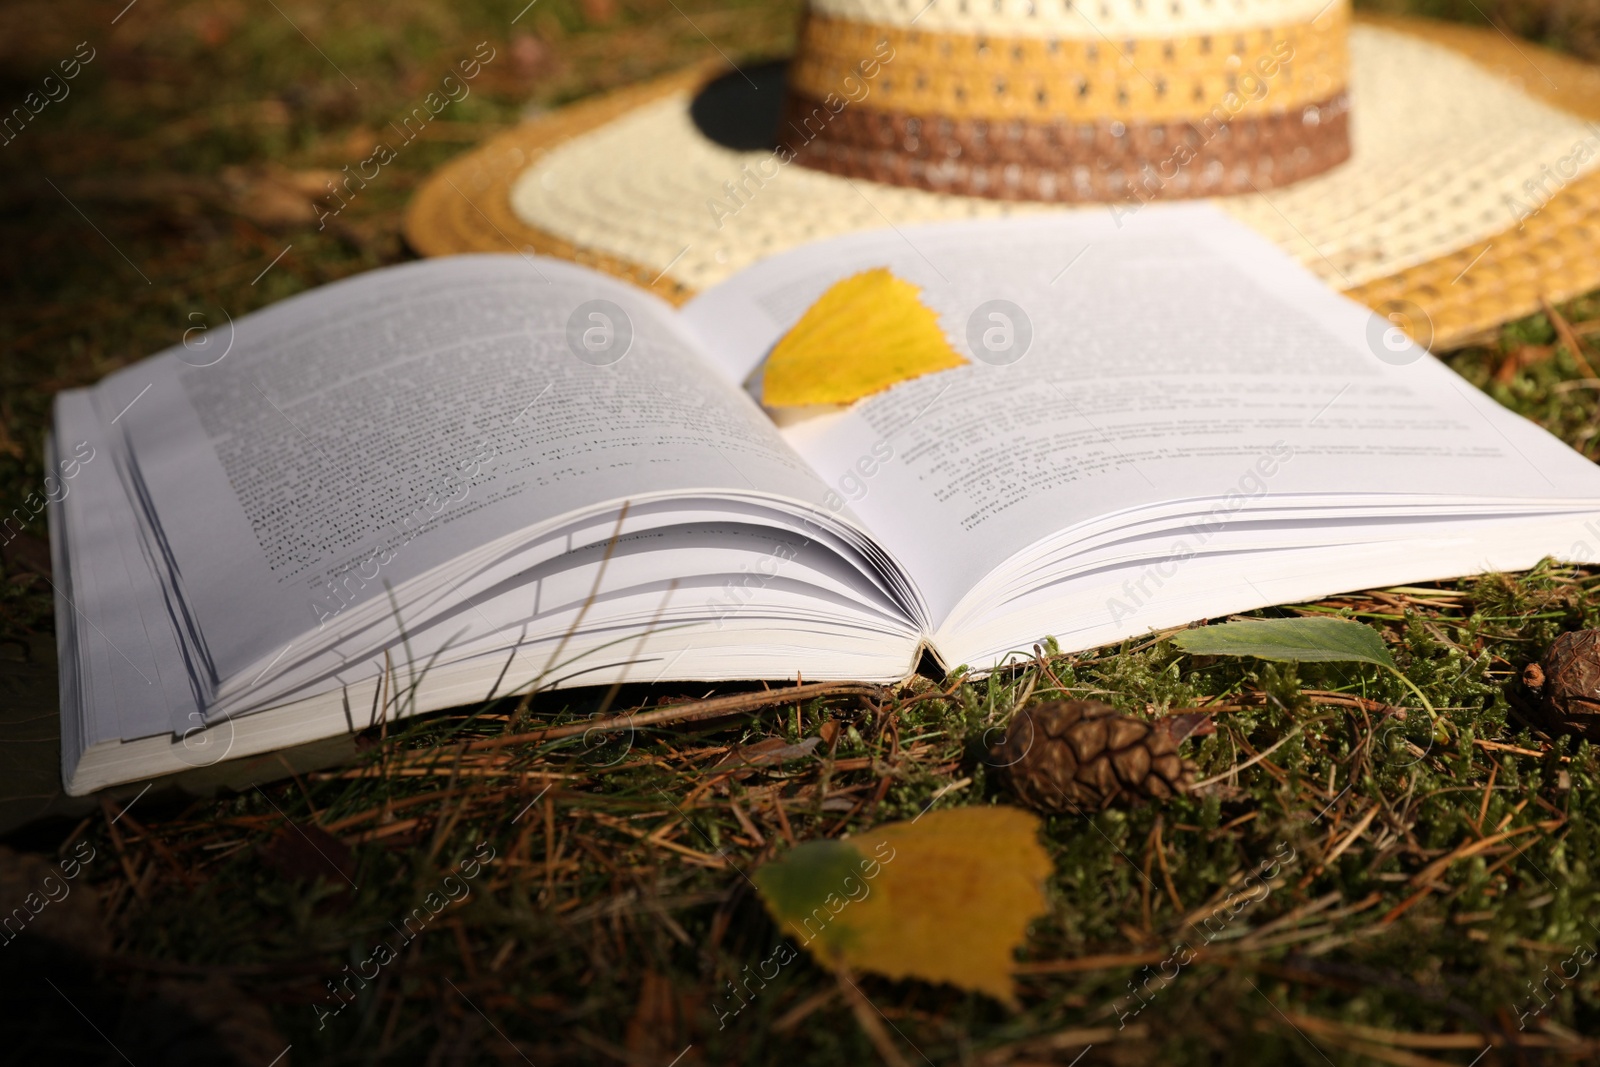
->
[219,165,340,229]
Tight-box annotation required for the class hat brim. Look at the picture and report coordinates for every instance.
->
[406,14,1600,349]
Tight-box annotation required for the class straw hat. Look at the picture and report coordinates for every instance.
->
[406,3,1600,349]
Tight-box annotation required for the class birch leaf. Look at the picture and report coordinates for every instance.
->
[751,805,1050,1005]
[759,268,965,408]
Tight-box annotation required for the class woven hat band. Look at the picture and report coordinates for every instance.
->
[777,89,1349,201]
[780,2,1352,201]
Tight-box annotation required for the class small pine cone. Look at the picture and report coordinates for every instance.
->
[1539,630,1600,741]
[993,700,1196,812]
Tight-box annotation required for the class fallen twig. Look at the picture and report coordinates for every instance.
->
[1543,295,1599,379]
[467,681,889,750]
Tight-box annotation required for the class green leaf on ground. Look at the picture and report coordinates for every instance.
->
[1169,617,1398,668]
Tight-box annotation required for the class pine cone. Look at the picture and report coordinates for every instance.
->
[1538,630,1600,741]
[992,700,1195,811]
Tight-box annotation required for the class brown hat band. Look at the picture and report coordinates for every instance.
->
[777,90,1351,203]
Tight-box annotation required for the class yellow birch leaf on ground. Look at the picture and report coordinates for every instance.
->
[759,268,966,409]
[751,806,1051,1005]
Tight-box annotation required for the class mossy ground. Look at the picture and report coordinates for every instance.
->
[3,1,1600,1064]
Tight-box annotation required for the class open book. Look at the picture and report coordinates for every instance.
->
[50,205,1600,793]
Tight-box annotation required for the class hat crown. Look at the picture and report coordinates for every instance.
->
[780,0,1352,202]
[810,0,1336,38]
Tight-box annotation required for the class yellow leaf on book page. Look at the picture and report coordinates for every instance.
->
[751,806,1051,1005]
[760,268,966,408]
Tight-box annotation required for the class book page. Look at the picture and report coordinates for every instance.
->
[682,206,1600,624]
[91,255,841,692]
